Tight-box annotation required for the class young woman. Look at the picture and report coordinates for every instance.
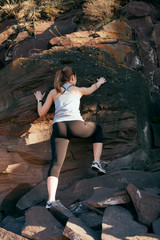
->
[34,66,106,208]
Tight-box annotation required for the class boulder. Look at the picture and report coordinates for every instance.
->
[59,170,160,207]
[63,215,99,240]
[21,206,65,240]
[0,215,25,236]
[152,23,160,66]
[1,10,80,65]
[153,68,160,88]
[121,1,157,19]
[152,217,160,235]
[137,41,157,79]
[80,211,102,230]
[126,183,160,226]
[0,227,28,240]
[15,170,160,210]
[49,200,73,226]
[49,20,133,65]
[87,187,130,208]
[151,123,160,148]
[16,180,48,211]
[101,205,148,240]
[125,234,160,240]
[126,16,153,42]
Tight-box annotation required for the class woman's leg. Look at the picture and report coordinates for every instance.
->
[47,176,58,202]
[48,135,69,203]
[93,142,103,161]
[68,121,105,173]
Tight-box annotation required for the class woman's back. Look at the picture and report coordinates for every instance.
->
[53,83,84,123]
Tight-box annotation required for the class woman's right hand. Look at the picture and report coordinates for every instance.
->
[34,91,45,101]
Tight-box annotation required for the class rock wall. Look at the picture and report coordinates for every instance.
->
[0,1,160,216]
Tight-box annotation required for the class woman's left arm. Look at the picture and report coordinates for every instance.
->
[34,90,55,117]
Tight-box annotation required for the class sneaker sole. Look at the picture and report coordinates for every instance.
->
[91,166,106,175]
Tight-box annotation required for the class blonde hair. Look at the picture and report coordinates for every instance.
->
[54,67,76,93]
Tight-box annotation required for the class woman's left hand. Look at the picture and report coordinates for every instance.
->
[97,77,106,85]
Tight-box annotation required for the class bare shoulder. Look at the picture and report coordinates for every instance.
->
[69,86,82,97]
[50,89,56,94]
[49,89,58,101]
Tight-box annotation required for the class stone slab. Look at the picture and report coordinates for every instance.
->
[102,206,148,240]
[87,187,130,208]
[126,184,160,226]
[0,227,28,240]
[152,217,160,235]
[22,206,65,240]
[63,216,98,240]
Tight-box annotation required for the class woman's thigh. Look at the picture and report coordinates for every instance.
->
[67,121,97,138]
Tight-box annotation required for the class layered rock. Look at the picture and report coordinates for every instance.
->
[0,1,160,228]
[0,27,150,215]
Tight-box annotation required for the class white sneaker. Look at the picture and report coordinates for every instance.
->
[91,161,106,174]
[46,200,55,209]
[46,200,65,209]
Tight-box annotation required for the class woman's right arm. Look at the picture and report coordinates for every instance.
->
[78,77,106,96]
[34,89,56,117]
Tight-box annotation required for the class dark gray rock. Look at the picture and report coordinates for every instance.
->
[152,217,160,235]
[102,205,147,240]
[121,1,156,19]
[125,234,160,240]
[16,181,48,211]
[0,227,28,240]
[151,123,160,148]
[22,206,65,240]
[63,215,99,240]
[59,170,160,207]
[49,200,73,226]
[80,211,102,230]
[126,183,160,226]
[0,216,25,236]
[87,187,130,208]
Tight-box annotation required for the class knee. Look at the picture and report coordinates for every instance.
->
[48,163,62,178]
[92,124,103,143]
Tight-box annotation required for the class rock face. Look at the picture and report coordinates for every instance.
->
[0,22,150,214]
[0,2,160,238]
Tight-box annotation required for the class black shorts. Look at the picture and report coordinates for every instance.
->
[48,120,103,177]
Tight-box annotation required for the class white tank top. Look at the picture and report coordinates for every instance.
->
[53,83,84,124]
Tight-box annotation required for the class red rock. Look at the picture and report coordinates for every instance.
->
[125,234,160,240]
[49,200,73,226]
[0,27,16,45]
[14,31,29,42]
[59,171,160,207]
[121,1,156,18]
[126,184,160,226]
[0,227,28,240]
[22,206,65,240]
[102,206,147,240]
[87,187,130,208]
[63,215,98,240]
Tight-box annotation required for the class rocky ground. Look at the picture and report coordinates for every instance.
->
[0,1,160,239]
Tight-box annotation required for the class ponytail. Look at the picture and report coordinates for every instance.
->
[54,67,76,93]
[54,70,63,93]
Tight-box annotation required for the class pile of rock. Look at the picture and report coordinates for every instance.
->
[0,181,160,240]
